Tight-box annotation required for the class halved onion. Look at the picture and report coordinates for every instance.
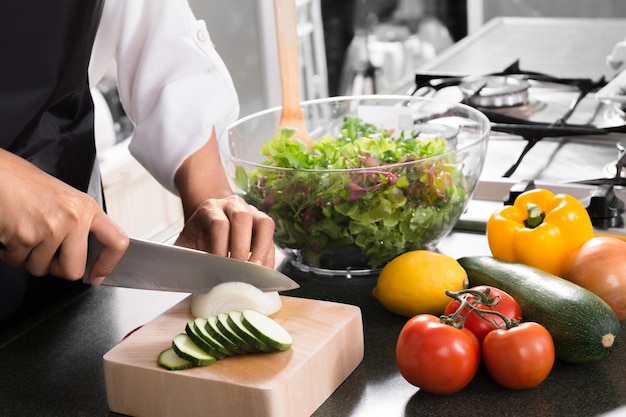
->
[191,282,282,318]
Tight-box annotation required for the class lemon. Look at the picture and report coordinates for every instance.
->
[372,250,468,317]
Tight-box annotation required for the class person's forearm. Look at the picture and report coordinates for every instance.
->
[172,130,276,267]
[174,130,234,221]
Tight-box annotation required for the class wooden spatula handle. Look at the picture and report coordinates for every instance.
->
[273,0,304,120]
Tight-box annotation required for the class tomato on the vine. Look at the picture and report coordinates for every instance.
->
[482,322,555,389]
[396,314,480,394]
[443,285,522,343]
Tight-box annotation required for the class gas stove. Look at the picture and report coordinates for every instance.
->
[413,60,612,125]
[411,60,626,177]
[399,17,626,240]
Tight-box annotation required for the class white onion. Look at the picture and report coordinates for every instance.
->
[260,290,283,316]
[191,282,283,318]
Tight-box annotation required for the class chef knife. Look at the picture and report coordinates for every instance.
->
[84,235,299,293]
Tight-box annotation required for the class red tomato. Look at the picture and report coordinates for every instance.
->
[482,322,555,389]
[396,314,480,394]
[443,285,522,343]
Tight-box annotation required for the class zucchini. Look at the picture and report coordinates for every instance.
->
[457,256,621,363]
[205,315,246,355]
[216,312,258,353]
[157,348,194,371]
[227,310,274,353]
[171,333,217,366]
[157,310,294,371]
[241,309,293,351]
[193,317,234,357]
[185,320,226,359]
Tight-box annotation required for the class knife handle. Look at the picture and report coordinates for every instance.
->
[83,234,104,284]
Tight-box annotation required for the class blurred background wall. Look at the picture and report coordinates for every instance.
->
[469,0,626,33]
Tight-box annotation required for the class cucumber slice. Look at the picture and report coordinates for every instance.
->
[241,309,293,351]
[157,348,194,371]
[158,309,293,371]
[205,315,246,355]
[193,318,234,357]
[216,312,258,353]
[171,333,217,366]
[185,320,226,359]
[227,310,274,353]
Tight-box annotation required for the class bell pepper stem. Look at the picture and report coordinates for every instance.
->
[524,202,545,228]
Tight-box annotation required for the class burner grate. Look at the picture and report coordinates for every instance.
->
[412,60,608,124]
[409,59,622,178]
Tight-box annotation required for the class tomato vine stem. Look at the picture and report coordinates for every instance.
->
[441,289,520,330]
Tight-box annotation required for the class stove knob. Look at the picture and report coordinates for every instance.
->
[502,180,536,206]
[607,40,626,70]
[583,185,625,229]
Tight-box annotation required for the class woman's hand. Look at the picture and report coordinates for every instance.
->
[0,149,129,283]
[174,195,276,268]
[174,131,276,268]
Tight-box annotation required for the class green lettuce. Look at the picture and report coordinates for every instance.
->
[234,117,468,269]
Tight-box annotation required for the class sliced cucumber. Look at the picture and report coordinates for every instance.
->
[227,310,273,353]
[205,315,246,355]
[171,333,217,366]
[193,317,234,357]
[157,310,294,371]
[241,309,293,351]
[185,320,226,359]
[216,312,258,353]
[157,348,194,371]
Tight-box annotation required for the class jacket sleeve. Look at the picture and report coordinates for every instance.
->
[89,0,240,194]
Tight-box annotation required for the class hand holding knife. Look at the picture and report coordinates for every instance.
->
[84,235,299,293]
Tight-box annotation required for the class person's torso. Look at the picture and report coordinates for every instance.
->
[0,0,105,191]
[0,0,105,325]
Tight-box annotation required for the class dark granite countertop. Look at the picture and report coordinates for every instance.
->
[0,230,624,417]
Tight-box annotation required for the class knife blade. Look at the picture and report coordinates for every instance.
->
[84,235,299,293]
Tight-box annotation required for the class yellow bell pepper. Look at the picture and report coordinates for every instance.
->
[486,188,594,276]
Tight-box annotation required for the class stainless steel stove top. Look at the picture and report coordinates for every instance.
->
[401,17,626,239]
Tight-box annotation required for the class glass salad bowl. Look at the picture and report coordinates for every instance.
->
[218,95,490,276]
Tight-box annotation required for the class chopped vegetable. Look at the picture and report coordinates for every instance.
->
[157,310,294,371]
[205,315,246,355]
[192,317,233,357]
[157,348,194,371]
[241,309,294,351]
[171,333,217,366]
[191,281,282,319]
[226,310,273,352]
[234,117,469,269]
[216,312,259,353]
[185,320,227,359]
[486,188,594,276]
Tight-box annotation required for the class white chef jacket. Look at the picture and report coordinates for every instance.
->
[88,0,239,196]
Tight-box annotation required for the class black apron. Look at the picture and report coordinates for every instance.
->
[0,0,105,324]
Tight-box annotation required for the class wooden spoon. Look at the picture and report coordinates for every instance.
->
[273,0,313,148]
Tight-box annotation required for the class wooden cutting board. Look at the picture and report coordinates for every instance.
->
[104,296,364,417]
